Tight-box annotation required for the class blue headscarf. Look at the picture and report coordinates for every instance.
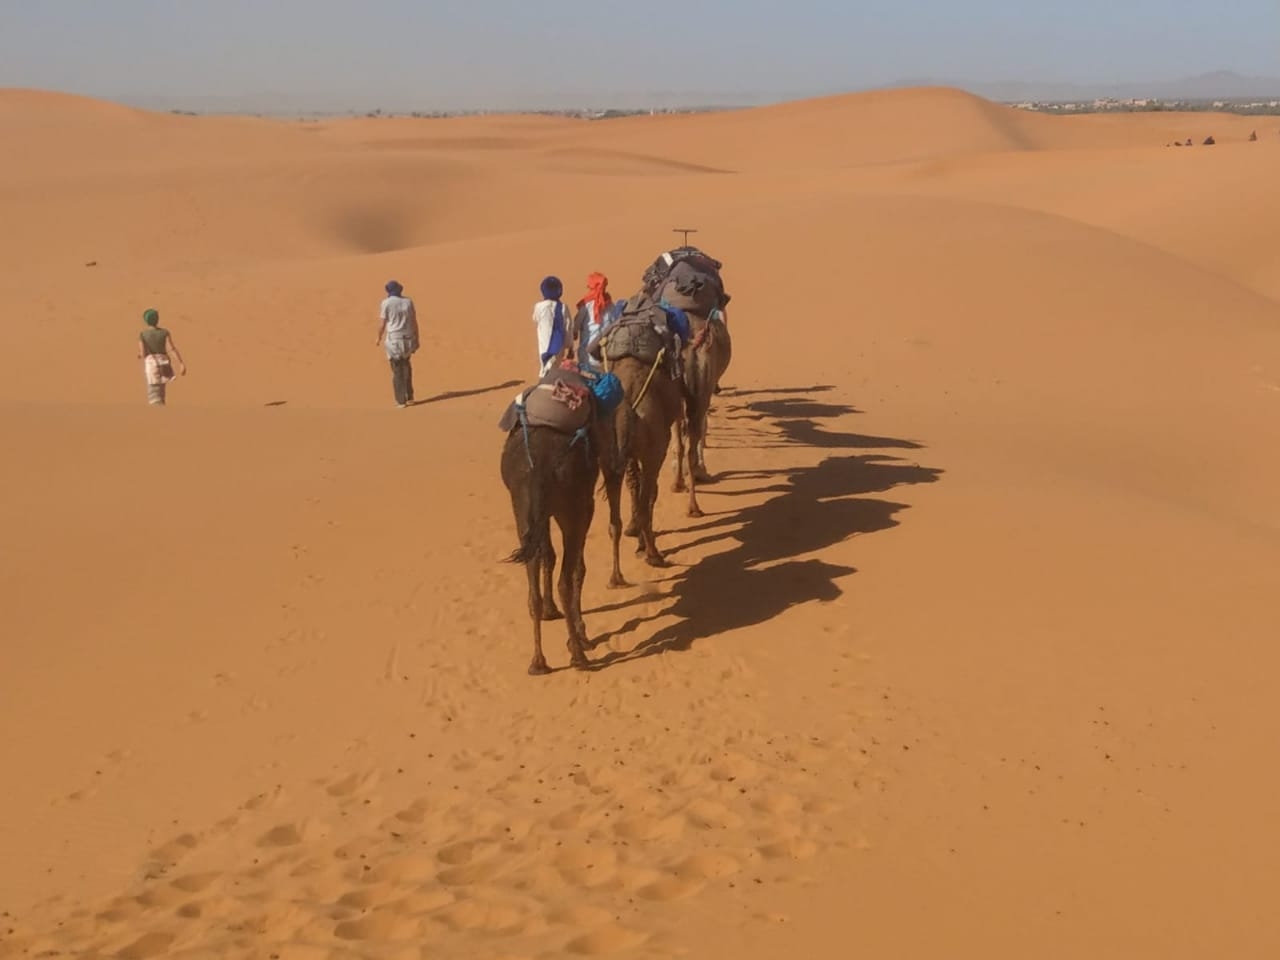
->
[540,276,565,363]
[385,280,403,296]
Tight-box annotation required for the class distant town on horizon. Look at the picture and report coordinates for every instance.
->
[112,69,1280,120]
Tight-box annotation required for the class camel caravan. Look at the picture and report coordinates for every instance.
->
[498,237,733,674]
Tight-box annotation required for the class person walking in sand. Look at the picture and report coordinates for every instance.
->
[533,276,569,377]
[376,280,419,408]
[137,308,186,406]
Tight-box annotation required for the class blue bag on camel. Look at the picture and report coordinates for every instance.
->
[588,371,623,413]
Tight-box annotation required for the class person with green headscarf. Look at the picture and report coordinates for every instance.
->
[136,308,186,405]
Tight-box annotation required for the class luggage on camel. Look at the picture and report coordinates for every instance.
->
[589,293,671,366]
[642,245,730,310]
[497,362,623,434]
[657,260,722,314]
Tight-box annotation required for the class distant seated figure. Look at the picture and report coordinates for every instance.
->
[1203,135,1216,145]
[1249,130,1258,142]
[1185,138,1194,146]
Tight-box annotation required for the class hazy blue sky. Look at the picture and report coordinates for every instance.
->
[2,0,1277,109]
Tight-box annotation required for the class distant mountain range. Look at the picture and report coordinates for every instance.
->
[878,71,1280,103]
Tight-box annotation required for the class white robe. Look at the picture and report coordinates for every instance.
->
[532,298,564,375]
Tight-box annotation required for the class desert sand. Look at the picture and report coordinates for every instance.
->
[2,85,1279,959]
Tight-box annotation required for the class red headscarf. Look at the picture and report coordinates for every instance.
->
[578,271,612,324]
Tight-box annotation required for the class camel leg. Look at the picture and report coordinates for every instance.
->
[557,514,591,670]
[624,459,642,539]
[638,454,668,568]
[692,409,713,483]
[540,535,563,620]
[685,405,705,518]
[573,542,590,644]
[672,414,689,493]
[604,468,629,589]
[526,556,550,676]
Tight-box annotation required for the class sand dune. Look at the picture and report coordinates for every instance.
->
[2,85,1279,959]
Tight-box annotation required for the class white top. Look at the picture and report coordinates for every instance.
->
[380,295,419,342]
[532,299,564,373]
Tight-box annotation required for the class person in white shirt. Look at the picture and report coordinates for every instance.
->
[375,280,419,407]
[532,275,568,377]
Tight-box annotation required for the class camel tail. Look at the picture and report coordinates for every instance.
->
[506,468,551,566]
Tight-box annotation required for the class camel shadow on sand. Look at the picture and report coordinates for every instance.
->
[585,385,942,669]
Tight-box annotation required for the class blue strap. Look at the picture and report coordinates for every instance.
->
[517,405,534,467]
[569,422,592,467]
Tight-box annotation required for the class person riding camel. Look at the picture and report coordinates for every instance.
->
[571,272,621,373]
[533,276,569,377]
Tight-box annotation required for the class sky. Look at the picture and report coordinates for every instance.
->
[1,0,1278,111]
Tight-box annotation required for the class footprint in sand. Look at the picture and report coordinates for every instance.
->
[333,908,422,942]
[683,798,745,831]
[756,837,821,861]
[436,839,498,866]
[433,898,531,935]
[336,885,392,911]
[801,797,842,816]
[326,770,381,799]
[174,901,203,919]
[243,785,288,811]
[257,821,310,847]
[94,908,139,928]
[367,853,437,885]
[553,845,621,889]
[750,792,803,817]
[168,872,220,894]
[391,799,430,824]
[564,924,649,956]
[637,874,705,902]
[709,753,761,783]
[148,832,199,866]
[396,886,455,914]
[545,903,616,927]
[173,893,238,924]
[135,885,187,910]
[115,931,177,960]
[437,858,508,887]
[669,851,741,881]
[549,804,610,832]
[333,836,386,862]
[612,812,685,843]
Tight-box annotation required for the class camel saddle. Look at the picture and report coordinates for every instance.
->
[498,365,595,435]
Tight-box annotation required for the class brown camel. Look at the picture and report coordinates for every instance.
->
[672,311,732,517]
[500,420,603,674]
[602,354,684,582]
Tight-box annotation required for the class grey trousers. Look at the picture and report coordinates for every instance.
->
[390,357,414,405]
